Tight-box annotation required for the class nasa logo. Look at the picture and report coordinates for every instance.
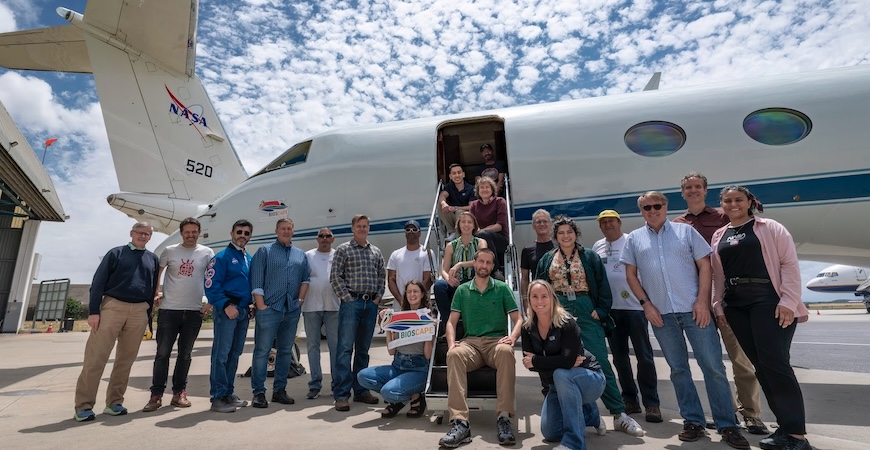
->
[165,85,211,134]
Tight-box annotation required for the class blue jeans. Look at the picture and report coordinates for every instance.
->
[251,306,301,394]
[433,279,458,335]
[652,312,737,430]
[333,298,379,400]
[303,310,339,391]
[357,353,429,403]
[209,308,249,401]
[607,309,659,407]
[151,309,203,396]
[541,367,606,450]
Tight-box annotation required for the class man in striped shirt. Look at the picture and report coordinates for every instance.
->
[249,218,310,408]
[329,214,386,411]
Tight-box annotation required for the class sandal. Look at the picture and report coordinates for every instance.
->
[380,402,405,418]
[406,394,426,418]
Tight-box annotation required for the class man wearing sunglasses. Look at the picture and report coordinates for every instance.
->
[621,192,750,449]
[303,228,340,400]
[205,219,254,413]
[386,220,433,309]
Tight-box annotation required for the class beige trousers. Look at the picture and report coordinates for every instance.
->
[719,320,763,419]
[446,336,516,421]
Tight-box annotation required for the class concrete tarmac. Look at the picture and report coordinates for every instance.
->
[1,324,868,450]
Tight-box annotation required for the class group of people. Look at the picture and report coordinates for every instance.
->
[72,165,811,450]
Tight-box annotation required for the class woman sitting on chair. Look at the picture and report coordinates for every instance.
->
[357,280,434,418]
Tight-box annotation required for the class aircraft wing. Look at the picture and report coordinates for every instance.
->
[84,0,198,77]
[0,25,91,73]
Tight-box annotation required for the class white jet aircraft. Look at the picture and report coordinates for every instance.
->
[806,264,869,293]
[2,1,870,294]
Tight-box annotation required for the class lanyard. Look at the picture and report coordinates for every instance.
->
[558,245,578,286]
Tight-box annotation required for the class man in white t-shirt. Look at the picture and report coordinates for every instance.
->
[303,227,340,400]
[592,210,661,423]
[386,220,433,309]
[143,217,215,412]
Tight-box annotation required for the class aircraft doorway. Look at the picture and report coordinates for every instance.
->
[436,117,509,197]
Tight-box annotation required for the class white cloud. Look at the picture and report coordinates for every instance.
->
[0,2,16,32]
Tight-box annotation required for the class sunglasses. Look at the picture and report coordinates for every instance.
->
[317,234,333,238]
[641,204,663,211]
[405,227,420,233]
[234,230,251,236]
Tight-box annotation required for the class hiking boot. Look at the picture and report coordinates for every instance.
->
[614,412,645,436]
[171,391,191,407]
[306,388,320,399]
[744,416,770,435]
[645,406,663,423]
[679,423,707,442]
[354,391,379,404]
[210,397,236,413]
[74,409,95,422]
[721,427,750,449]
[252,392,268,408]
[439,419,472,448]
[142,395,162,412]
[496,416,515,445]
[760,428,789,450]
[228,394,248,407]
[271,389,295,404]
[623,399,642,414]
[103,404,128,416]
[334,398,350,411]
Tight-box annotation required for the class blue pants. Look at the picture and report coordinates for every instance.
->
[357,353,429,403]
[541,367,606,450]
[433,279,458,335]
[251,306,301,395]
[209,308,249,401]
[607,309,659,407]
[303,310,339,392]
[333,298,379,400]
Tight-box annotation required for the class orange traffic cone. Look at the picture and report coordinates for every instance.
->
[47,324,53,333]
[816,310,821,315]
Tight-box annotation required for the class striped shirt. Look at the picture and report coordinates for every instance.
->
[250,240,310,312]
[620,221,711,314]
[330,239,386,302]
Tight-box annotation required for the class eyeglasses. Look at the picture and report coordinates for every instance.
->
[317,234,333,238]
[641,204,663,211]
[533,219,551,224]
[133,231,152,237]
[234,230,251,236]
[405,227,420,233]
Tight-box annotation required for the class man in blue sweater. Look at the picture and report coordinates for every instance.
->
[206,219,254,413]
[74,222,160,422]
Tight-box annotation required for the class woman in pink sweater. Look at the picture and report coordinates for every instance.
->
[710,186,811,450]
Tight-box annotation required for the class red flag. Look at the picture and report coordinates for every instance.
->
[45,138,58,147]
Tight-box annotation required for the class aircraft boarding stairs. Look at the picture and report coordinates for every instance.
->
[420,177,523,424]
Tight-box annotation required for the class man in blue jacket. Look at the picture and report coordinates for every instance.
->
[206,219,254,413]
[249,218,310,408]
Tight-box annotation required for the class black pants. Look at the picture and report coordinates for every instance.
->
[151,309,203,396]
[724,286,806,435]
[607,309,659,407]
[477,230,507,271]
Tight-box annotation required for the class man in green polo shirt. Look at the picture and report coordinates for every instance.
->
[439,248,522,448]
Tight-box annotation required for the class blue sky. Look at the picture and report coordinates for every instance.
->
[0,0,868,302]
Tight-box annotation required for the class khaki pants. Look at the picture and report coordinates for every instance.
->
[719,320,762,418]
[74,296,149,411]
[446,336,515,421]
[439,208,461,235]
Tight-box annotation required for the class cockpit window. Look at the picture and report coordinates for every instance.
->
[253,140,312,176]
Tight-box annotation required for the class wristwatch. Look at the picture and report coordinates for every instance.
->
[639,298,648,306]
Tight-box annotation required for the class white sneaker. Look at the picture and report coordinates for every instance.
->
[614,412,645,436]
[595,419,607,436]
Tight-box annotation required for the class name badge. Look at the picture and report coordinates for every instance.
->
[566,289,576,300]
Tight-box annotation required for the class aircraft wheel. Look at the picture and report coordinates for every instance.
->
[866,306,870,314]
[436,415,443,425]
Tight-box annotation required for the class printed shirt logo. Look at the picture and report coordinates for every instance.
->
[165,85,213,139]
[178,258,195,277]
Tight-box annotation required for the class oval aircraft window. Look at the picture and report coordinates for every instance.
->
[743,108,812,145]
[624,121,686,157]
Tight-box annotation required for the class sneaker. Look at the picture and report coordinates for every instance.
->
[210,397,236,413]
[171,391,191,408]
[103,404,128,416]
[744,416,770,435]
[439,419,472,448]
[623,399,642,415]
[252,392,268,408]
[760,428,789,450]
[645,406,663,423]
[74,409,95,422]
[783,435,812,450]
[679,423,707,442]
[142,395,162,412]
[353,391,379,404]
[272,389,295,404]
[228,394,248,407]
[334,398,350,412]
[614,412,645,437]
[721,427,750,449]
[496,416,515,445]
[594,419,607,436]
[306,388,320,399]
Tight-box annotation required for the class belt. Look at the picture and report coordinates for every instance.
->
[555,290,590,297]
[349,291,378,301]
[727,277,771,286]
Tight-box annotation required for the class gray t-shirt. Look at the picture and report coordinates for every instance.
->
[304,249,340,312]
[159,244,215,310]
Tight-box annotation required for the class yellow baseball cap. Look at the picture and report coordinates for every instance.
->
[597,210,621,221]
